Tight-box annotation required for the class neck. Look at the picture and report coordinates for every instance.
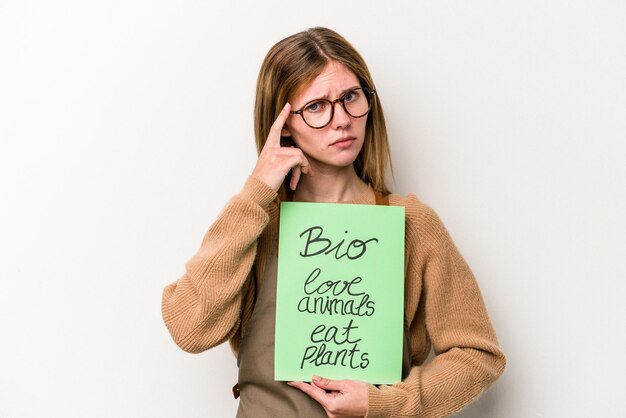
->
[293,165,368,203]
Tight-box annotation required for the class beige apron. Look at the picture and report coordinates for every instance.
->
[235,193,411,417]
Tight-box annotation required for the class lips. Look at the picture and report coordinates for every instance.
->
[330,136,356,147]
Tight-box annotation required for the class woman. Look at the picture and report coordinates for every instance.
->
[162,27,505,418]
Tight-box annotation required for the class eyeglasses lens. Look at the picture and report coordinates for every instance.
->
[302,88,372,128]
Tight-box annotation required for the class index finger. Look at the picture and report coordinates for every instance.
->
[265,102,291,148]
[311,376,345,392]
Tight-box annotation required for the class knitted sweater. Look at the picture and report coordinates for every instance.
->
[162,176,506,418]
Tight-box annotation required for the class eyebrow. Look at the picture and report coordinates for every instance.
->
[304,85,361,103]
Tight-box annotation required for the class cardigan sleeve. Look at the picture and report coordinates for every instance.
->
[161,176,277,353]
[365,195,506,418]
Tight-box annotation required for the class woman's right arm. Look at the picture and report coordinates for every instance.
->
[161,176,277,353]
[162,103,311,353]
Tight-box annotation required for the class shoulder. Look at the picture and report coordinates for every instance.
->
[388,192,443,228]
[387,192,450,248]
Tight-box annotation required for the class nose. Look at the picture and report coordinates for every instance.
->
[331,101,351,129]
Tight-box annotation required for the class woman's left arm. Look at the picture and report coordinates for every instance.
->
[363,196,506,418]
[291,195,506,418]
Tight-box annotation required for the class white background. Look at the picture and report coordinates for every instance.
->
[1,1,625,417]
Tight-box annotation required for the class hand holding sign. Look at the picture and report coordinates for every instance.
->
[288,376,368,418]
[251,102,313,191]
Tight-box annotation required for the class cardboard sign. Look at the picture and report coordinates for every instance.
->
[275,202,405,384]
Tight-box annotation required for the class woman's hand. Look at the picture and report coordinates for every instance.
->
[251,102,312,191]
[288,376,369,418]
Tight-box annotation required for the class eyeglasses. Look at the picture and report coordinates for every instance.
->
[289,87,376,129]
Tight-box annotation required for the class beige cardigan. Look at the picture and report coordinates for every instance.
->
[162,176,506,418]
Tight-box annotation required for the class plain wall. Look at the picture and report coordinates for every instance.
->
[1,1,625,417]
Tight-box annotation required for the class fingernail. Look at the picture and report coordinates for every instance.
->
[312,375,320,382]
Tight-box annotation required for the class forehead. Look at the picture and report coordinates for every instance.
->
[293,61,359,104]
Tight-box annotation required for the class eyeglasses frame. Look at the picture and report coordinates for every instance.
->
[289,87,376,129]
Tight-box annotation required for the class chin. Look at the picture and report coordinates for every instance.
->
[321,156,360,169]
[306,145,363,169]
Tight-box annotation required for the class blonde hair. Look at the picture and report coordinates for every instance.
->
[254,27,392,196]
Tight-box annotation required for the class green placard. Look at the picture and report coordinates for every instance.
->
[275,202,405,384]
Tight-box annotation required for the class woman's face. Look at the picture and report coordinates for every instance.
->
[284,61,367,172]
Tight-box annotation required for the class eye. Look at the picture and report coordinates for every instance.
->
[304,100,327,113]
[343,89,360,103]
